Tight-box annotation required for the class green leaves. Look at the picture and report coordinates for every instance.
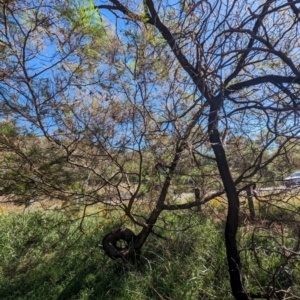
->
[142,0,150,23]
[0,122,18,138]
[58,0,103,34]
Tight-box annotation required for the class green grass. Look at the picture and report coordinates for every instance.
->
[0,207,299,299]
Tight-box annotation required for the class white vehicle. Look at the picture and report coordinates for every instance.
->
[284,171,300,187]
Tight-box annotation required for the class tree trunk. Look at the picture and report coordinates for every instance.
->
[246,186,256,220]
[209,103,249,300]
[195,187,201,212]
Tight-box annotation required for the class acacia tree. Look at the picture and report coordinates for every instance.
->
[1,0,300,299]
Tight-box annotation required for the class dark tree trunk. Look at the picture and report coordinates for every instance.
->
[195,187,201,212]
[246,186,256,221]
[209,102,249,300]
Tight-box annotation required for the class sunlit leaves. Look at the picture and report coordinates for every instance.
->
[57,0,103,34]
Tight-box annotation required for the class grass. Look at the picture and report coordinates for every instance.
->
[0,199,299,299]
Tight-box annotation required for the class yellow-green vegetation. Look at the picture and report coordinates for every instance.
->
[0,202,299,300]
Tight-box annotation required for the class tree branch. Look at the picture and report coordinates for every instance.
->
[224,0,272,87]
[225,75,300,96]
[288,0,300,18]
[96,1,145,22]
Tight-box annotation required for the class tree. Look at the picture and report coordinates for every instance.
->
[1,0,300,299]
[95,1,300,299]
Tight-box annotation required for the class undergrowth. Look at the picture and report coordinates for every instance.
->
[0,206,299,299]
